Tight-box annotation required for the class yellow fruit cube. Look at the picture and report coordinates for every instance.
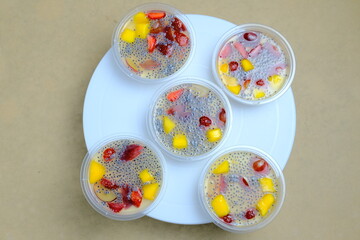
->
[253,89,265,99]
[221,75,238,86]
[268,75,284,90]
[240,59,254,72]
[89,161,106,184]
[163,116,176,134]
[133,12,149,24]
[256,194,275,216]
[139,169,155,183]
[143,183,159,200]
[219,63,229,73]
[259,178,275,192]
[135,23,150,39]
[173,134,188,149]
[120,28,136,43]
[213,161,230,174]
[206,128,222,142]
[211,195,230,217]
[226,84,241,95]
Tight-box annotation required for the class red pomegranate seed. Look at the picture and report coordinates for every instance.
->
[256,79,265,86]
[199,116,212,127]
[229,61,239,71]
[245,209,256,219]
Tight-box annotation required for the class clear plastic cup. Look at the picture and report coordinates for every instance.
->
[147,76,232,161]
[112,3,196,84]
[212,24,296,105]
[80,134,167,220]
[198,146,285,233]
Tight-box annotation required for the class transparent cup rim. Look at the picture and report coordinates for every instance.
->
[80,133,167,220]
[111,2,196,84]
[212,23,296,105]
[198,146,286,233]
[147,76,233,161]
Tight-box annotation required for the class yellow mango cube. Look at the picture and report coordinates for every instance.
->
[259,178,275,192]
[219,63,229,73]
[89,161,106,184]
[268,75,284,90]
[139,169,155,183]
[211,195,230,217]
[240,59,254,72]
[135,23,150,39]
[254,89,265,99]
[226,84,241,95]
[143,183,159,200]
[120,28,136,43]
[163,116,176,134]
[133,12,149,24]
[256,194,275,216]
[221,75,238,86]
[213,161,230,174]
[173,134,188,149]
[206,128,222,142]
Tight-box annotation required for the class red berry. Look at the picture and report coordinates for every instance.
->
[199,116,212,127]
[147,12,166,20]
[256,79,265,86]
[245,209,256,219]
[120,144,143,161]
[241,177,249,187]
[130,189,143,208]
[167,89,184,102]
[147,35,156,53]
[221,214,234,223]
[219,108,226,123]
[164,26,174,41]
[243,32,257,41]
[156,43,174,56]
[120,185,132,207]
[100,178,119,189]
[108,202,125,213]
[244,79,251,89]
[253,159,268,172]
[103,148,116,162]
[172,17,186,32]
[228,61,239,71]
[150,21,163,34]
[174,32,189,46]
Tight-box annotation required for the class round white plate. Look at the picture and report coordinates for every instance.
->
[83,14,296,225]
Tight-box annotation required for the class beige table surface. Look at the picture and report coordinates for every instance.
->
[1,0,359,239]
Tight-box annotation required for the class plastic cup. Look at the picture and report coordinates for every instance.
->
[212,24,296,105]
[112,3,195,84]
[147,76,232,161]
[80,134,167,220]
[198,146,285,233]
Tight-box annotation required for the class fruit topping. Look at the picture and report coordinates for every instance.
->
[249,44,262,58]
[259,178,275,192]
[164,26,174,41]
[240,59,254,72]
[142,183,159,200]
[93,181,117,202]
[243,32,258,41]
[211,194,230,217]
[89,161,106,184]
[125,58,139,72]
[147,11,166,20]
[108,202,125,213]
[100,178,119,189]
[166,88,184,102]
[226,85,241,95]
[173,134,188,149]
[139,169,155,183]
[241,176,250,187]
[147,35,157,53]
[233,42,248,58]
[174,32,189,46]
[219,108,226,123]
[135,22,150,39]
[221,214,234,224]
[244,209,256,219]
[133,12,149,24]
[103,148,116,162]
[256,194,275,216]
[156,43,174,56]
[256,79,265,86]
[130,189,143,207]
[171,17,186,32]
[199,116,212,127]
[212,160,229,174]
[219,63,229,73]
[253,89,265,99]
[243,79,251,89]
[252,158,269,172]
[229,61,239,71]
[163,116,176,134]
[120,28,136,43]
[219,43,232,58]
[139,59,160,70]
[150,21,163,34]
[206,128,222,142]
[120,144,143,161]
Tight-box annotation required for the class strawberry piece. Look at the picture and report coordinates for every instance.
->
[245,209,256,219]
[167,108,175,115]
[229,61,239,71]
[243,32,258,41]
[233,42,248,58]
[108,202,125,213]
[140,59,160,70]
[256,79,265,86]
[249,44,262,58]
[219,108,226,123]
[167,89,184,102]
[100,178,119,189]
[174,32,189,46]
[130,189,143,208]
[199,116,212,127]
[172,17,186,32]
[147,12,166,20]
[219,43,231,58]
[156,43,174,56]
[164,26,174,41]
[150,21,163,34]
[221,214,234,224]
[120,185,132,208]
[120,144,143,161]
[147,35,156,53]
[103,148,116,162]
[244,79,251,89]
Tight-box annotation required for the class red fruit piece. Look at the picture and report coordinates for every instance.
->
[174,32,189,46]
[147,35,156,53]
[167,89,184,102]
[147,11,166,20]
[140,59,160,70]
[130,189,143,208]
[219,175,227,194]
[100,178,119,189]
[253,158,268,172]
[219,43,231,58]
[103,148,116,162]
[219,108,226,123]
[120,144,143,161]
[243,32,258,41]
[156,43,174,56]
[164,26,174,41]
[245,209,256,219]
[172,17,186,32]
[241,177,249,187]
[256,79,265,86]
[150,21,163,34]
[229,61,239,71]
[233,42,248,58]
[221,214,234,223]
[244,79,251,89]
[199,116,212,127]
[108,202,125,213]
[120,185,132,208]
[249,44,262,58]
[125,59,139,73]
